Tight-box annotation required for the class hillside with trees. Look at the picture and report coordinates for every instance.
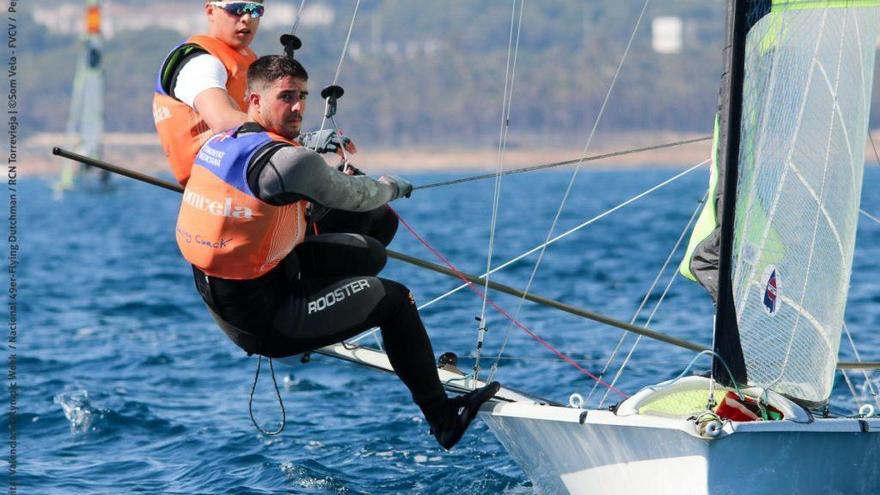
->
[18,1,880,148]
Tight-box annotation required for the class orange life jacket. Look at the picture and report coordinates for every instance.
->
[176,128,307,280]
[153,35,256,186]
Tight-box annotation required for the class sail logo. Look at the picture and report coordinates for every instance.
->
[762,265,780,316]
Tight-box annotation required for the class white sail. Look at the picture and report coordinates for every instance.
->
[730,2,879,403]
[58,0,105,191]
[67,0,104,159]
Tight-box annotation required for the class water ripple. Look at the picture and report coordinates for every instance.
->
[17,170,880,493]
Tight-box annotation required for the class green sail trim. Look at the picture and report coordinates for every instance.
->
[679,117,720,283]
[679,3,786,287]
[771,0,880,9]
[679,120,786,285]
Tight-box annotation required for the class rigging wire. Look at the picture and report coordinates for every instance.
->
[596,198,704,407]
[413,135,712,191]
[312,0,362,155]
[860,131,879,405]
[869,129,880,166]
[840,131,880,409]
[843,322,880,408]
[392,210,628,398]
[483,0,653,382]
[419,159,708,311]
[860,208,880,224]
[584,193,707,404]
[597,228,693,408]
[600,278,680,408]
[841,368,863,409]
[289,0,309,36]
[474,0,526,382]
[328,1,361,87]
[864,131,880,224]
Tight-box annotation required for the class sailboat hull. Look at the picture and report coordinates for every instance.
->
[482,402,880,495]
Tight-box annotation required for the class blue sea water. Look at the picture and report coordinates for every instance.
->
[6,167,880,494]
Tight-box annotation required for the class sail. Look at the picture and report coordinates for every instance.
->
[682,0,879,404]
[66,0,104,160]
[58,0,105,190]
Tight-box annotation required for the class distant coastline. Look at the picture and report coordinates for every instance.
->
[16,130,880,178]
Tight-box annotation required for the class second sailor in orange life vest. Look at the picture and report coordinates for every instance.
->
[153,1,264,186]
[152,0,357,186]
[176,54,500,450]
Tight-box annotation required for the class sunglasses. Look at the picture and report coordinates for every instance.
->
[210,1,265,18]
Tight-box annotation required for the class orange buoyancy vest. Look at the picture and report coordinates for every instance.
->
[153,35,257,186]
[176,129,307,280]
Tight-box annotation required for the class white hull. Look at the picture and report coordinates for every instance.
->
[283,344,880,493]
[482,399,880,495]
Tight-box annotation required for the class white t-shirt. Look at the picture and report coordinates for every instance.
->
[173,54,228,108]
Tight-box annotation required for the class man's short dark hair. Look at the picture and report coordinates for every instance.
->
[247,55,309,93]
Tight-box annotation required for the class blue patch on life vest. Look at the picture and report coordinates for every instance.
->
[194,129,273,197]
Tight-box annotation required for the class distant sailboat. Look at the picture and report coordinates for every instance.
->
[57,0,107,192]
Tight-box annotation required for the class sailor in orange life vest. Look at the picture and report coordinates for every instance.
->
[176,54,500,450]
[153,0,394,243]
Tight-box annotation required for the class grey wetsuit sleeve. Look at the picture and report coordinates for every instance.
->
[251,145,396,211]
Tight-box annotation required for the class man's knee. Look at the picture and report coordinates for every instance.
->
[382,279,416,307]
[369,206,399,246]
[295,233,387,276]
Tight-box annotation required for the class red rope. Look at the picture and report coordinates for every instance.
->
[390,208,628,399]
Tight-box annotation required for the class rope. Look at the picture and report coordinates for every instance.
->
[289,0,308,36]
[490,0,653,367]
[870,129,880,166]
[248,356,286,436]
[842,322,880,408]
[413,135,711,191]
[392,209,628,398]
[597,198,703,407]
[329,0,360,88]
[421,2,653,386]
[346,182,714,363]
[584,194,706,404]
[842,131,880,409]
[537,0,651,399]
[599,271,679,408]
[419,159,708,311]
[313,0,362,149]
[841,367,863,409]
[860,208,880,225]
[474,0,526,382]
[670,350,745,400]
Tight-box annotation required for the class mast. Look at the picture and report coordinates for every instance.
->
[79,0,104,161]
[711,0,751,386]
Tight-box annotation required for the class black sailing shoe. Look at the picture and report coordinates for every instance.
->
[431,381,501,450]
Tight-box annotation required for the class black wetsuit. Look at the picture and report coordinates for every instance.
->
[191,124,446,419]
[313,204,399,246]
